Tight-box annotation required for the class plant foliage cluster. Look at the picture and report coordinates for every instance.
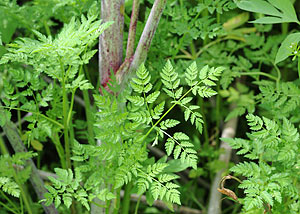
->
[0,0,300,214]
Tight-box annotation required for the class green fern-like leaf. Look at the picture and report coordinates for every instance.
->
[62,193,72,208]
[180,97,193,105]
[97,188,116,201]
[165,187,181,205]
[183,107,203,133]
[165,139,175,156]
[137,178,149,195]
[173,132,189,141]
[261,190,273,206]
[243,196,263,210]
[147,163,168,177]
[127,95,145,106]
[160,119,180,130]
[131,64,152,93]
[173,145,181,159]
[158,174,179,183]
[115,170,131,189]
[282,117,299,142]
[146,91,160,103]
[150,182,161,200]
[44,167,91,210]
[197,86,217,98]
[230,161,261,178]
[246,114,263,130]
[161,60,180,99]
[0,177,20,197]
[128,111,151,124]
[221,138,250,155]
[151,101,165,120]
[164,132,198,169]
[185,61,198,87]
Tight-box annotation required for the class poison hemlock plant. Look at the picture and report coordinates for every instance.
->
[40,60,224,209]
[42,167,90,210]
[0,13,224,208]
[0,8,112,211]
[4,0,299,213]
[255,80,300,120]
[0,9,112,165]
[0,152,36,198]
[222,114,300,213]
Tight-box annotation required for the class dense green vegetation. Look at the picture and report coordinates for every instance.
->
[0,0,300,213]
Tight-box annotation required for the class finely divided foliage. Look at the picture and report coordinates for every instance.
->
[0,152,36,198]
[0,11,112,144]
[38,60,222,208]
[222,114,300,212]
[2,0,300,213]
[0,16,223,205]
[0,11,113,210]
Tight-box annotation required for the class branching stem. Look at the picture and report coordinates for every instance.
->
[59,58,71,169]
[0,106,64,129]
[143,79,204,142]
[239,72,277,81]
[134,195,142,214]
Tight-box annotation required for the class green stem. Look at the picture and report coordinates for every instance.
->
[0,199,19,214]
[0,135,31,214]
[190,41,197,59]
[239,72,278,81]
[232,203,242,214]
[62,81,71,169]
[281,23,288,35]
[43,20,51,36]
[0,190,20,213]
[202,8,209,45]
[143,92,155,127]
[67,89,76,127]
[172,11,202,59]
[273,62,281,91]
[262,53,281,90]
[121,182,132,214]
[1,117,58,213]
[69,116,76,170]
[173,54,193,60]
[10,160,33,214]
[84,65,93,86]
[71,201,76,214]
[199,98,209,147]
[16,89,22,133]
[89,200,106,208]
[143,79,204,142]
[196,38,226,58]
[191,193,205,211]
[134,195,142,214]
[105,200,111,214]
[60,57,71,169]
[0,135,9,155]
[216,11,220,24]
[50,133,66,169]
[113,188,121,214]
[82,65,96,146]
[298,56,300,79]
[0,106,64,129]
[82,89,96,145]
[20,196,23,214]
